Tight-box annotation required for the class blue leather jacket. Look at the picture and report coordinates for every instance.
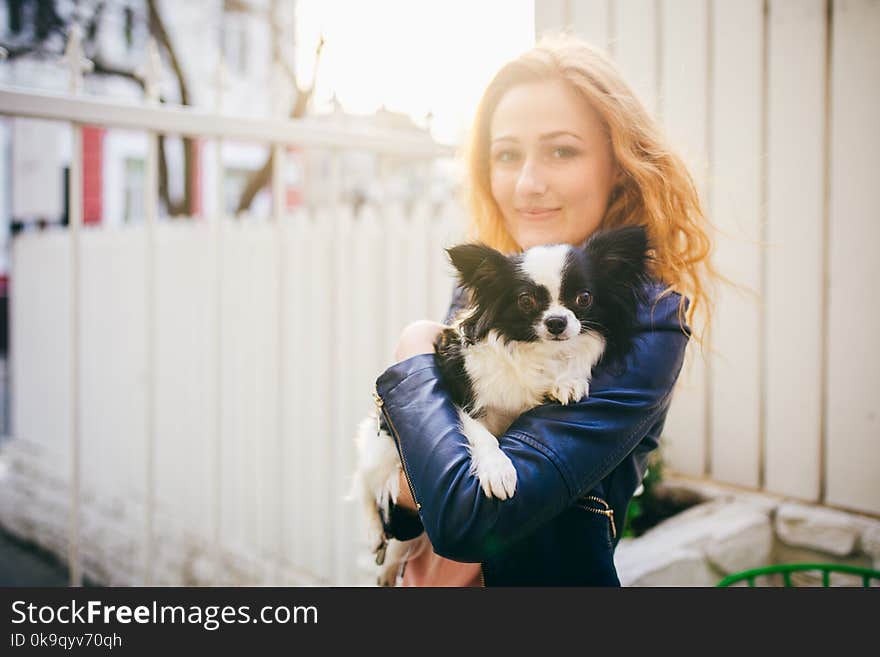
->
[375,281,689,586]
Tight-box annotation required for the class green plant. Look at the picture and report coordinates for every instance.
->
[622,451,664,539]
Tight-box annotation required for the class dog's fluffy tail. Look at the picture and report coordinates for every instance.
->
[348,414,402,548]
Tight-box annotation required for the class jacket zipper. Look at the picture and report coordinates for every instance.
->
[580,495,616,539]
[375,388,488,586]
[373,388,420,510]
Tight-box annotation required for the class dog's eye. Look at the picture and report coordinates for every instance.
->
[517,293,537,312]
[575,291,592,308]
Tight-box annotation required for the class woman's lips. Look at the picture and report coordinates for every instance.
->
[517,208,561,220]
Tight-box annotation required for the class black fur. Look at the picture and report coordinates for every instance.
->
[580,224,651,366]
[433,326,481,415]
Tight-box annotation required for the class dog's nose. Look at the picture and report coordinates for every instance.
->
[544,316,567,335]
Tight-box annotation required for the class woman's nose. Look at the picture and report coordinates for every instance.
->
[515,158,548,196]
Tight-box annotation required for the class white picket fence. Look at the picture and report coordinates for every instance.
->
[536,0,880,517]
[4,206,465,586]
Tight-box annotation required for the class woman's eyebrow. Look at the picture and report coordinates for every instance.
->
[540,131,585,142]
[490,131,585,144]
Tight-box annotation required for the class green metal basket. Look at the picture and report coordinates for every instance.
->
[717,563,880,587]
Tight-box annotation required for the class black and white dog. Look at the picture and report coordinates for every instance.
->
[350,225,650,585]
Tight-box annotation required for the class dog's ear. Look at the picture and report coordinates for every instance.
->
[584,225,652,367]
[583,225,650,289]
[446,243,511,293]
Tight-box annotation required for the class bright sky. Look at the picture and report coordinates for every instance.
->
[294,0,535,144]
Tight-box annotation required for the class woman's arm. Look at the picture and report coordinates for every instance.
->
[375,285,689,562]
[389,319,445,514]
[376,291,470,531]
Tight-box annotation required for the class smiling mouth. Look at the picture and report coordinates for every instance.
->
[518,208,561,219]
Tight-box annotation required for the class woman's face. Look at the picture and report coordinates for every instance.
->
[489,78,618,250]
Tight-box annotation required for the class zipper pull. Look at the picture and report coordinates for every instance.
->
[375,538,387,566]
[373,390,384,436]
[608,509,616,540]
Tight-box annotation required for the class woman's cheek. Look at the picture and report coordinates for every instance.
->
[490,170,513,209]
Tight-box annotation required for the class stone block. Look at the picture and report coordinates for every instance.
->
[775,503,863,556]
[704,512,774,574]
[859,522,880,561]
[615,498,777,584]
[615,543,718,586]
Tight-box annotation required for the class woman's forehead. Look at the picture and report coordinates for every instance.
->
[489,79,603,143]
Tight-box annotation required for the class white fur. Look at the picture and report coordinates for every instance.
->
[459,408,518,499]
[464,329,605,424]
[348,415,401,549]
[520,244,570,302]
[349,413,431,586]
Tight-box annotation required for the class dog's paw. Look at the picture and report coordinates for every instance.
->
[548,378,589,405]
[471,447,517,500]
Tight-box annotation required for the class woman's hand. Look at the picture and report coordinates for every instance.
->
[393,320,446,363]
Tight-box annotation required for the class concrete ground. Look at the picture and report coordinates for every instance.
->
[0,528,70,586]
[0,354,57,586]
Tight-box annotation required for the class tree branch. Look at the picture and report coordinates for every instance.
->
[235,35,325,214]
[146,0,190,105]
[147,0,193,216]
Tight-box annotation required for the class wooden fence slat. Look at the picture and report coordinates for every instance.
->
[709,0,764,488]
[764,0,825,502]
[535,0,569,39]
[571,0,612,52]
[657,0,710,478]
[612,0,659,116]
[332,203,357,585]
[11,234,72,470]
[312,208,335,582]
[283,210,308,579]
[826,0,880,515]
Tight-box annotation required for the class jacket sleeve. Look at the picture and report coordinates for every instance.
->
[376,284,469,541]
[375,288,689,562]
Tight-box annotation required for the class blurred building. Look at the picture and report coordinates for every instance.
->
[0,0,445,228]
[0,0,449,360]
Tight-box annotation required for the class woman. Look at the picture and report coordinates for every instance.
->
[376,35,714,586]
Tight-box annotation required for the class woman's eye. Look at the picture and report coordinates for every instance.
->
[493,149,519,163]
[518,293,537,311]
[575,291,592,308]
[551,146,578,159]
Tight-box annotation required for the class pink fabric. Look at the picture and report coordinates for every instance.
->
[400,541,483,587]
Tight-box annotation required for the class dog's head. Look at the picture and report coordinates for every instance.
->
[447,225,650,359]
